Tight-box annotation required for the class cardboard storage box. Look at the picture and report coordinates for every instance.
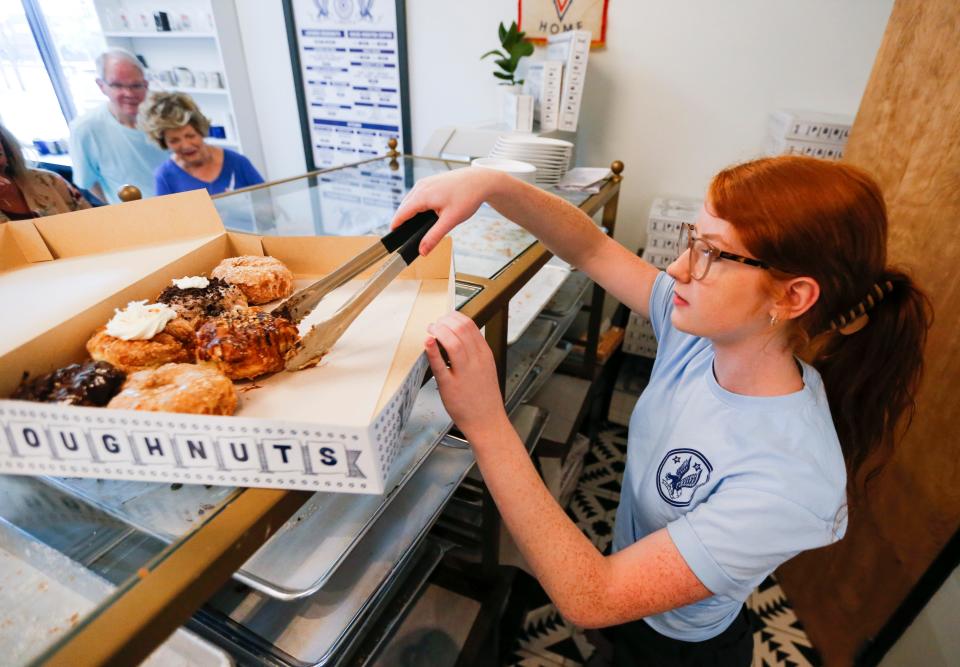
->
[0,190,453,495]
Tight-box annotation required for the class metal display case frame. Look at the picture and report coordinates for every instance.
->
[23,151,623,666]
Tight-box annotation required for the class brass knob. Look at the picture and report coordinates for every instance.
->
[387,137,399,158]
[611,160,624,182]
[117,184,142,202]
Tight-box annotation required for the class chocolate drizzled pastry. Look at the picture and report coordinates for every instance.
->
[13,360,125,406]
[157,277,248,327]
[196,307,300,380]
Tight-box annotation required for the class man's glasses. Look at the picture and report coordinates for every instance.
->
[678,222,771,280]
[104,82,148,92]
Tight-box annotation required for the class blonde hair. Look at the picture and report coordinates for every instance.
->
[138,92,211,149]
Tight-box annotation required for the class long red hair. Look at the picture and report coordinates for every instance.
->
[709,156,932,487]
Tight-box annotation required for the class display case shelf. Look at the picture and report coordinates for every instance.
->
[13,155,623,665]
[103,31,216,38]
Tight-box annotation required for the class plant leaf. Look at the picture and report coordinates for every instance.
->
[498,22,507,43]
[506,21,518,44]
[480,49,506,60]
[518,41,534,57]
[493,71,514,81]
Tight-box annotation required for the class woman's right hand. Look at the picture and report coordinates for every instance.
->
[391,167,505,256]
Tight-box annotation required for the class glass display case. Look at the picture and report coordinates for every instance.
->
[2,153,622,666]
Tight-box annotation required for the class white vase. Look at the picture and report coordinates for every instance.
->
[500,85,533,132]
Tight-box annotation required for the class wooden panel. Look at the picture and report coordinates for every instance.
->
[776,1,960,664]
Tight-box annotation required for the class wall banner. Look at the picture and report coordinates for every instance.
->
[283,0,412,171]
[518,0,610,46]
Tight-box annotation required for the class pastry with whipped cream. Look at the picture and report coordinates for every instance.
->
[12,360,125,407]
[86,300,195,373]
[210,256,294,305]
[157,275,247,327]
[108,363,237,415]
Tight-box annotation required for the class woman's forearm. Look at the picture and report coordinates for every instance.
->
[485,174,610,270]
[466,414,613,627]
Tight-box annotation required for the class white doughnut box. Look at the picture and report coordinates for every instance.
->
[0,189,453,495]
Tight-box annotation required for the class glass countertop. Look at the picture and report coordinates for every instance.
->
[213,156,593,280]
[0,155,604,663]
[0,474,239,664]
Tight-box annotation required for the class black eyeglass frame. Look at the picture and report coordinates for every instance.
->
[678,222,772,280]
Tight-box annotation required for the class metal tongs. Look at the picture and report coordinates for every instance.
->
[276,210,439,370]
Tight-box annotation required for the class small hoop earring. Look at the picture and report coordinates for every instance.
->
[769,313,780,327]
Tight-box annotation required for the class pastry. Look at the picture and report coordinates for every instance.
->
[210,256,294,305]
[86,300,194,373]
[108,363,237,415]
[195,307,300,380]
[157,275,247,327]
[12,360,125,407]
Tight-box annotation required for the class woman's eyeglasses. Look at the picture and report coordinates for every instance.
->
[678,222,771,280]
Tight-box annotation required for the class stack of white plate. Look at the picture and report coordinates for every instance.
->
[471,157,538,183]
[489,136,574,186]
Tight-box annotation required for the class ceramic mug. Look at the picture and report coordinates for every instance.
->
[172,67,195,88]
[207,71,224,89]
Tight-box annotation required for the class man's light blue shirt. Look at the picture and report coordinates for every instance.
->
[612,272,847,641]
[69,104,168,203]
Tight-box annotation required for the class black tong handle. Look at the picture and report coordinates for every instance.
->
[382,209,439,258]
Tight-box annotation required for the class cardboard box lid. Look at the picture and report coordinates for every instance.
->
[0,191,229,359]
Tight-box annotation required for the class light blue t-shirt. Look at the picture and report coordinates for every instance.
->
[612,272,847,641]
[69,104,168,204]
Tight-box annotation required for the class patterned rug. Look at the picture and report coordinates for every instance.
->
[507,423,823,667]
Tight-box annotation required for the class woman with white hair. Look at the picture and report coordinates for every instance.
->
[0,123,91,223]
[139,92,263,196]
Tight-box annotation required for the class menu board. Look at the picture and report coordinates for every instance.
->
[284,0,411,170]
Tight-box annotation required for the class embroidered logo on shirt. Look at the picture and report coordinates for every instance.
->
[657,448,713,507]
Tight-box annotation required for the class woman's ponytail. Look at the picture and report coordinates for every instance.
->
[811,270,932,487]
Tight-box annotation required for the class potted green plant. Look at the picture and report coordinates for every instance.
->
[481,21,535,87]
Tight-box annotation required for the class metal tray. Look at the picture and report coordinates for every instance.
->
[194,439,476,666]
[43,381,452,600]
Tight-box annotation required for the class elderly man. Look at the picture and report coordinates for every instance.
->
[69,48,167,203]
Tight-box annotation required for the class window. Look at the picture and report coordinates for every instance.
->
[0,0,104,150]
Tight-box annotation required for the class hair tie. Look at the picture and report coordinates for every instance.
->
[829,280,894,335]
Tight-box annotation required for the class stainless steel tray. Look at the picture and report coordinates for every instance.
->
[42,381,452,600]
[196,438,476,666]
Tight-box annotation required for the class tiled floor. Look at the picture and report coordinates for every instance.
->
[507,423,822,667]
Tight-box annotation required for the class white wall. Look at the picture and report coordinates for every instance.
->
[881,567,960,666]
[237,0,893,254]
[406,0,893,253]
[234,0,306,180]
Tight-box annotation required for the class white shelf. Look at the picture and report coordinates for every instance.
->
[207,138,238,148]
[103,31,216,39]
[153,87,229,96]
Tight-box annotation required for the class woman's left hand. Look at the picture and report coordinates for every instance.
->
[424,312,508,440]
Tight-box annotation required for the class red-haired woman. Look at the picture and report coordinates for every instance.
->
[392,156,931,666]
